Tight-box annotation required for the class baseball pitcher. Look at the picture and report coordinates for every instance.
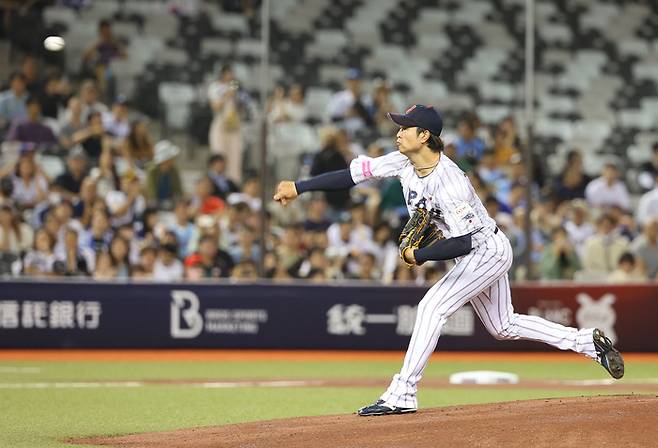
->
[273,105,624,416]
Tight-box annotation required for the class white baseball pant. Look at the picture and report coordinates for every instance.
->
[380,229,597,409]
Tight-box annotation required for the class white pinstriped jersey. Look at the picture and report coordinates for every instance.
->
[349,151,496,243]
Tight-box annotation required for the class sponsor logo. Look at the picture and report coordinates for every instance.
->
[576,293,617,343]
[0,300,101,330]
[170,290,268,339]
[326,304,474,337]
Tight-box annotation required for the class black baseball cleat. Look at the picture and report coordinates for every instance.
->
[593,329,624,379]
[357,399,417,416]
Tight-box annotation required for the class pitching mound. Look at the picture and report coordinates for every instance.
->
[74,395,657,448]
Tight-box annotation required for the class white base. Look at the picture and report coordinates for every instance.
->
[449,370,519,385]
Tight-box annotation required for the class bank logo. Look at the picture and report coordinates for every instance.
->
[576,293,617,343]
[170,290,203,339]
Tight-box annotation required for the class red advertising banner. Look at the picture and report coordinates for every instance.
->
[511,283,658,351]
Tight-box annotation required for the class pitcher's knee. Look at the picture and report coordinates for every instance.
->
[492,320,517,340]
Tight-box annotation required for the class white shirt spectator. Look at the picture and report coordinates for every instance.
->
[153,258,184,281]
[564,219,595,258]
[81,101,108,122]
[636,186,658,227]
[326,90,372,136]
[23,250,55,274]
[269,99,308,124]
[585,177,631,210]
[0,222,33,254]
[11,174,48,208]
[105,190,146,228]
[102,111,129,139]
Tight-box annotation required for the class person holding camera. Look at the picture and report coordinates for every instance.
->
[207,64,251,183]
[540,226,582,280]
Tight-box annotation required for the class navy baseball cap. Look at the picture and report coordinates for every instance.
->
[388,105,443,136]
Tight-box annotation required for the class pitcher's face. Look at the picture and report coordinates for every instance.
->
[396,126,427,154]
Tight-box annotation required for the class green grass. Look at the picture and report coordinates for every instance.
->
[3,358,658,382]
[1,358,657,448]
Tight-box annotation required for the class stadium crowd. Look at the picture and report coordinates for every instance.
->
[1,18,658,284]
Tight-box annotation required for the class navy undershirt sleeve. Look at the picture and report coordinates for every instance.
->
[295,169,356,194]
[414,233,473,263]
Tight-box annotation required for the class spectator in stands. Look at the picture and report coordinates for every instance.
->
[296,246,329,280]
[23,228,56,276]
[208,64,251,183]
[121,119,154,169]
[267,85,287,123]
[39,71,70,120]
[582,214,629,274]
[20,55,41,95]
[393,264,416,283]
[608,252,646,283]
[5,95,57,145]
[77,111,112,161]
[228,225,259,263]
[554,151,591,202]
[303,197,331,231]
[217,200,250,250]
[184,234,234,279]
[54,147,88,198]
[105,170,145,228]
[367,223,399,282]
[0,204,33,275]
[236,176,262,212]
[326,213,353,259]
[93,250,116,280]
[327,68,373,136]
[631,218,658,279]
[0,72,28,132]
[454,111,485,165]
[585,163,631,211]
[477,150,507,195]
[310,127,353,211]
[638,142,658,192]
[231,260,259,280]
[170,200,195,258]
[89,148,120,197]
[190,176,225,216]
[636,177,658,227]
[82,20,126,101]
[11,152,48,210]
[369,78,401,136]
[287,83,308,123]
[102,96,130,141]
[78,79,109,121]
[268,84,308,124]
[59,97,85,149]
[153,243,184,281]
[109,235,131,278]
[53,227,91,277]
[132,246,156,279]
[81,209,113,253]
[145,140,183,208]
[276,224,304,271]
[493,116,520,165]
[354,252,379,281]
[540,227,581,280]
[563,200,595,258]
[207,154,239,200]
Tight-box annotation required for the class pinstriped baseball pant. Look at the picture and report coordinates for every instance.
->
[380,230,597,409]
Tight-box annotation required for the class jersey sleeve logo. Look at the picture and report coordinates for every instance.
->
[361,160,373,178]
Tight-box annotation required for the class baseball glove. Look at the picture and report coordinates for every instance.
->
[399,208,445,267]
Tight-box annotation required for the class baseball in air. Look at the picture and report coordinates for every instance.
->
[44,36,65,51]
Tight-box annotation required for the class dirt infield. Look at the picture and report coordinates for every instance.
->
[74,395,657,448]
